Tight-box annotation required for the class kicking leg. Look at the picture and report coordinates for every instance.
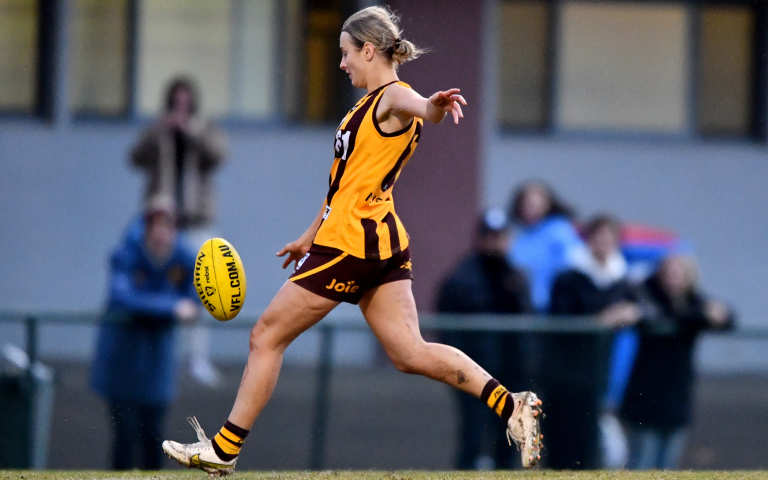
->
[164,281,338,476]
[358,280,543,468]
[359,280,491,394]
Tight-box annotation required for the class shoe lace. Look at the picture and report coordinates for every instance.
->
[187,416,212,446]
[506,427,520,448]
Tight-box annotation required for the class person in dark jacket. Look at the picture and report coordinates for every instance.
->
[91,196,199,470]
[545,214,642,469]
[621,254,733,469]
[437,209,533,469]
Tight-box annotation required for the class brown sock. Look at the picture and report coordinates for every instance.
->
[480,378,516,423]
[211,421,249,461]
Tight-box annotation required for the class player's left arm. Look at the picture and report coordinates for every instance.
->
[386,84,467,125]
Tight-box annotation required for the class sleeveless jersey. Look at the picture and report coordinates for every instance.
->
[313,81,423,260]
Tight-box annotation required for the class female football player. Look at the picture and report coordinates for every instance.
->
[163,7,542,475]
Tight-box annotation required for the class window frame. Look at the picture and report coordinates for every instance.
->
[68,0,136,121]
[0,0,356,128]
[496,0,768,143]
[0,0,55,120]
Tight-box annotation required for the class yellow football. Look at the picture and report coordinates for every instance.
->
[193,238,247,321]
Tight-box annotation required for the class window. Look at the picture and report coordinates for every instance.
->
[1,0,355,123]
[284,0,358,123]
[557,2,689,133]
[137,0,278,118]
[497,0,766,140]
[69,0,131,116]
[497,1,551,130]
[0,0,38,113]
[696,4,755,137]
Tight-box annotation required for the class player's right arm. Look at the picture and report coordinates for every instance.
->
[276,203,326,269]
[385,85,467,125]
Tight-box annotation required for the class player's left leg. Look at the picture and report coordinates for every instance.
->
[358,280,543,468]
[163,281,339,476]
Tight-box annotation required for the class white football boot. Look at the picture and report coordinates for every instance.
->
[163,417,237,477]
[506,391,544,468]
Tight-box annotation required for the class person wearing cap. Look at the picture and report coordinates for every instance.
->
[436,208,533,470]
[90,196,199,470]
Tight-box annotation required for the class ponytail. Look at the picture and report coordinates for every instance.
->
[343,6,427,67]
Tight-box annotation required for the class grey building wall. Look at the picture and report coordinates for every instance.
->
[0,123,334,314]
[0,122,379,365]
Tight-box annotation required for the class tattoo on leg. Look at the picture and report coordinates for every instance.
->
[457,370,466,385]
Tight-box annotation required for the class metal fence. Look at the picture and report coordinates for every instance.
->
[1,311,767,469]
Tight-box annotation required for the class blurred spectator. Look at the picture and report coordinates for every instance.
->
[508,181,583,312]
[620,254,734,470]
[437,209,533,470]
[130,76,227,387]
[544,214,642,470]
[91,195,198,470]
[601,223,693,469]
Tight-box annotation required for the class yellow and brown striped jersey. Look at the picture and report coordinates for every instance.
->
[313,80,423,260]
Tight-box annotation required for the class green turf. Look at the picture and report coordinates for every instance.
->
[2,472,768,480]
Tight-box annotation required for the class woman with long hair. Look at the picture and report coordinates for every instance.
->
[162,7,542,476]
[508,181,582,313]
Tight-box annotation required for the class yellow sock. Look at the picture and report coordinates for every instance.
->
[211,421,249,461]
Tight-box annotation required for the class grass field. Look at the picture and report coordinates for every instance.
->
[2,472,768,480]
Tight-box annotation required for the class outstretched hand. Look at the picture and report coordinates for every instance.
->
[429,88,467,124]
[277,239,312,270]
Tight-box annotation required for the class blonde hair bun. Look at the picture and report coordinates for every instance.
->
[342,6,427,66]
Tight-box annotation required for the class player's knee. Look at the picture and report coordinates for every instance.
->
[248,323,265,353]
[392,358,420,374]
[248,316,279,353]
[388,343,427,374]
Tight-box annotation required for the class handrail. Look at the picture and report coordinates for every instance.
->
[1,310,766,337]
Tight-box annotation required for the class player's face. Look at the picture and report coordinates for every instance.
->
[339,32,365,89]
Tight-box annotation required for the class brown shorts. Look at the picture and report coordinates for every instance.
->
[289,244,413,304]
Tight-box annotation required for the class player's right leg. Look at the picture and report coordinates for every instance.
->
[163,281,338,476]
[358,280,543,468]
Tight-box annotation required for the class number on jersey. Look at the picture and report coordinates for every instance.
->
[335,129,351,160]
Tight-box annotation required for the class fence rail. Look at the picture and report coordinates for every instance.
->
[1,310,767,469]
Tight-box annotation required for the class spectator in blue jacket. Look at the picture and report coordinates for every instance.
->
[508,181,583,312]
[91,195,199,470]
